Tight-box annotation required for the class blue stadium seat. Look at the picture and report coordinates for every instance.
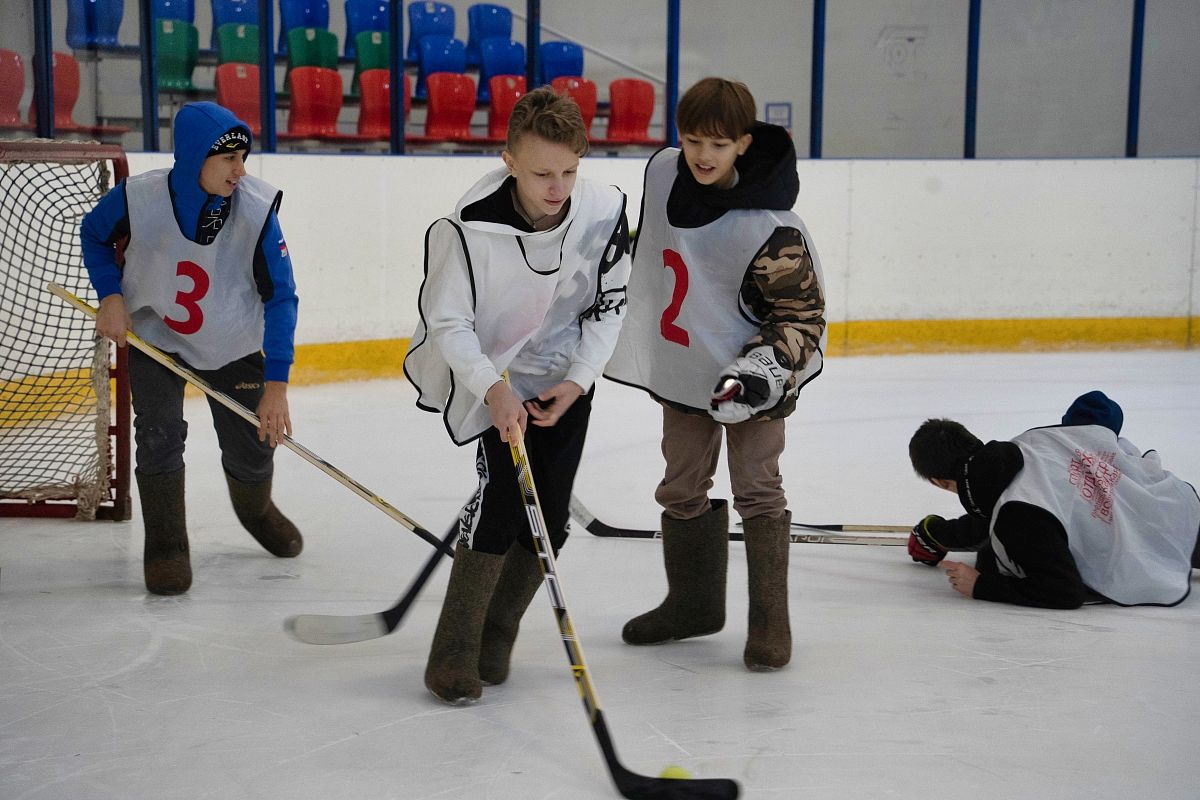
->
[539,40,583,86]
[415,34,465,100]
[66,0,124,49]
[152,0,195,23]
[406,1,454,63]
[344,0,389,58]
[477,37,523,102]
[211,0,259,50]
[465,3,511,68]
[279,0,330,55]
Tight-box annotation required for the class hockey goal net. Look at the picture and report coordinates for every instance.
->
[0,139,131,520]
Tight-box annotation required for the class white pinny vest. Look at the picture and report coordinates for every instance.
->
[122,170,278,370]
[605,148,824,410]
[991,425,1200,606]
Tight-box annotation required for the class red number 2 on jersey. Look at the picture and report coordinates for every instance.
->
[163,260,210,335]
[660,249,690,346]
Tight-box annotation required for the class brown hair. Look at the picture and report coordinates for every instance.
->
[506,86,590,156]
[676,77,756,140]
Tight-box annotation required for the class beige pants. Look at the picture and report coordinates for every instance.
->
[655,406,787,521]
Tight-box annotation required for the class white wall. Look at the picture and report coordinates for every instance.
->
[125,152,1200,347]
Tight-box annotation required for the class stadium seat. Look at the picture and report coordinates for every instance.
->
[602,77,656,144]
[485,74,524,141]
[281,65,344,138]
[551,75,596,135]
[152,0,194,23]
[406,1,454,63]
[286,26,339,87]
[465,3,511,68]
[278,0,330,55]
[156,18,200,92]
[27,51,128,138]
[66,0,124,49]
[351,29,389,95]
[477,37,523,103]
[356,68,410,138]
[344,0,389,59]
[0,50,33,131]
[215,62,261,135]
[415,34,465,100]
[539,40,583,86]
[408,71,475,142]
[211,0,259,50]
[216,23,259,64]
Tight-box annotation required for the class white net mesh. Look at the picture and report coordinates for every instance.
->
[0,140,120,519]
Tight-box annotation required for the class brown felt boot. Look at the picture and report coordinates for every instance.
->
[622,500,728,645]
[424,544,505,705]
[478,543,544,686]
[225,474,303,557]
[137,468,191,596]
[742,511,792,671]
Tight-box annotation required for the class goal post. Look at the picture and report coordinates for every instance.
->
[0,139,132,520]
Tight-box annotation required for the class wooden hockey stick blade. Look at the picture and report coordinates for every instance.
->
[284,521,458,645]
[48,283,453,558]
[569,495,906,546]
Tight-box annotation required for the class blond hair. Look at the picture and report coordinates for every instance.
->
[506,85,590,156]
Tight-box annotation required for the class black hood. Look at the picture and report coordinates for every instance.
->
[957,440,1025,519]
[666,122,799,228]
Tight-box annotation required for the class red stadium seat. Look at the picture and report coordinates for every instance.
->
[408,72,476,143]
[0,49,32,129]
[486,74,524,141]
[214,62,261,135]
[281,65,344,139]
[357,69,411,139]
[551,75,596,136]
[601,77,657,145]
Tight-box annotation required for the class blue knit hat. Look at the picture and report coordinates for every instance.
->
[1062,390,1123,435]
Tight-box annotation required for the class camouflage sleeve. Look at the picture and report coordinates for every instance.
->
[740,225,826,388]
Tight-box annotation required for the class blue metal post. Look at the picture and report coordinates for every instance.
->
[139,0,159,150]
[525,0,541,90]
[1125,0,1146,157]
[809,0,825,158]
[32,0,55,140]
[964,0,980,158]
[665,0,680,146]
[388,0,406,153]
[258,0,276,152]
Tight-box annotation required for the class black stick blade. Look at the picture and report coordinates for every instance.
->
[283,612,391,644]
[614,769,740,800]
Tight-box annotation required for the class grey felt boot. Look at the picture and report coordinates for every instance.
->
[622,500,728,645]
[742,511,792,671]
[424,544,505,705]
[478,543,544,686]
[137,468,191,596]
[225,473,303,557]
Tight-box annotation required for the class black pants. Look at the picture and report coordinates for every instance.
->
[459,389,593,556]
[129,347,275,483]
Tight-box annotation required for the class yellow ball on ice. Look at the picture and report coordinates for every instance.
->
[658,765,691,779]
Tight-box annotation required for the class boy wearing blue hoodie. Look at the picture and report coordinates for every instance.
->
[81,102,302,595]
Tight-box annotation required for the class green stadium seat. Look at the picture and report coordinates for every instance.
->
[216,22,259,65]
[156,18,199,92]
[351,29,388,95]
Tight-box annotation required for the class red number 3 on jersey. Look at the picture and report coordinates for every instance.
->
[163,260,210,335]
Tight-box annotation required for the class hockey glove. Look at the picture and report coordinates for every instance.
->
[709,345,788,424]
[908,515,948,566]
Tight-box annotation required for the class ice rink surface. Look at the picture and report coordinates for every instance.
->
[1,350,1198,800]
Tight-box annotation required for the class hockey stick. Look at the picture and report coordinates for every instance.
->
[284,520,459,644]
[570,495,907,546]
[509,431,740,800]
[47,283,454,557]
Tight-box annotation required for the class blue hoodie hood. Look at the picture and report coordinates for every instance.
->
[169,102,253,243]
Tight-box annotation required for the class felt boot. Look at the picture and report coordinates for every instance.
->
[225,473,303,557]
[478,543,544,686]
[622,500,728,645]
[424,545,505,705]
[137,468,191,595]
[742,511,792,671]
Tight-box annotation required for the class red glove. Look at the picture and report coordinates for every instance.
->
[908,515,948,566]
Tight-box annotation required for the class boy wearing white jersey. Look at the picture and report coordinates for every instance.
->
[907,391,1200,608]
[605,78,827,670]
[82,102,302,596]
[405,87,631,704]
